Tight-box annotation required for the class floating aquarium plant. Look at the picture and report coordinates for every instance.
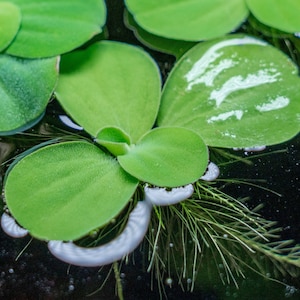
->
[0,1,300,299]
[124,0,300,58]
[0,0,106,58]
[125,0,300,41]
[3,41,210,241]
[0,0,106,134]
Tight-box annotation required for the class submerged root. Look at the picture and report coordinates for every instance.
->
[145,181,300,296]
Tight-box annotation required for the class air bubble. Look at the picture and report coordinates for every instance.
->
[68,284,75,292]
[285,285,298,298]
[165,277,173,288]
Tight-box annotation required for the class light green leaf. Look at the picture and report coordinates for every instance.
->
[3,0,106,58]
[125,0,248,41]
[0,55,58,135]
[96,126,132,156]
[158,35,300,148]
[0,2,21,51]
[118,127,208,187]
[55,41,161,143]
[246,0,300,33]
[4,141,139,241]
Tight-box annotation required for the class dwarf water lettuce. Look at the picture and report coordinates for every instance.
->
[0,0,106,134]
[2,32,300,250]
[1,1,300,298]
[0,0,106,58]
[125,0,300,41]
[4,41,209,240]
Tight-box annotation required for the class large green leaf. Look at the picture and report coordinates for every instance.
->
[3,0,106,58]
[4,141,139,241]
[55,41,161,143]
[0,55,58,135]
[246,0,300,33]
[157,35,300,148]
[125,0,248,41]
[0,2,21,51]
[118,127,208,187]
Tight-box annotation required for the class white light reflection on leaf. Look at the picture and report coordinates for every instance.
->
[185,36,267,91]
[209,69,281,107]
[207,110,244,124]
[255,96,290,112]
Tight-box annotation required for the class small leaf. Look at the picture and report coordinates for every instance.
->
[0,55,58,135]
[125,0,248,41]
[56,41,161,143]
[5,0,106,58]
[4,141,139,241]
[96,126,131,156]
[246,0,300,33]
[0,1,21,51]
[158,35,300,148]
[118,127,208,187]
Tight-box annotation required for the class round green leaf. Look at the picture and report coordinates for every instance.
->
[55,41,161,143]
[246,0,300,33]
[4,0,106,58]
[157,35,300,148]
[0,55,58,135]
[125,0,248,41]
[4,141,139,241]
[118,127,208,187]
[0,2,21,51]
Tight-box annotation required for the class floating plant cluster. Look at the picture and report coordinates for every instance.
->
[0,0,300,298]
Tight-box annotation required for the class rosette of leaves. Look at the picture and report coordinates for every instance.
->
[3,35,300,243]
[3,41,209,241]
[0,0,106,134]
[124,0,300,56]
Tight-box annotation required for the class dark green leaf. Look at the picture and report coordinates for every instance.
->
[0,55,58,135]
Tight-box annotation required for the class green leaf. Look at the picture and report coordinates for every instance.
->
[4,0,106,58]
[0,1,21,51]
[4,141,139,241]
[56,41,161,143]
[0,55,58,135]
[125,0,248,41]
[96,126,132,156]
[157,35,300,148]
[125,10,196,59]
[118,127,208,187]
[246,0,300,33]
